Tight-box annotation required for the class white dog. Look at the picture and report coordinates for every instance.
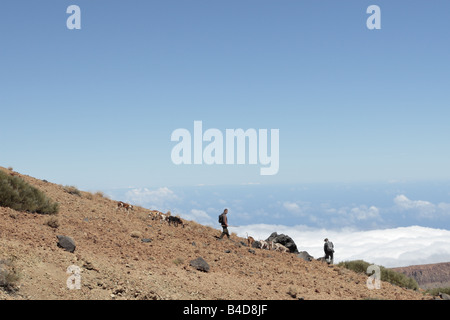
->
[272,242,289,253]
[259,240,272,250]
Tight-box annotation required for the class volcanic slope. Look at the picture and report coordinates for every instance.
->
[0,167,430,300]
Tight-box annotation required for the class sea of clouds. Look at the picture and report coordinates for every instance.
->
[231,224,450,268]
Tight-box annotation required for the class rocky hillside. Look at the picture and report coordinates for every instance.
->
[0,167,431,300]
[391,262,450,289]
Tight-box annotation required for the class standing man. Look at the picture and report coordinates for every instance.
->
[324,238,334,264]
[218,209,230,240]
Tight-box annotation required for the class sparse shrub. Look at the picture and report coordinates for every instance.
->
[425,287,450,296]
[382,267,419,290]
[45,216,60,229]
[94,191,105,198]
[136,211,149,221]
[338,260,419,290]
[63,185,81,197]
[0,258,20,292]
[338,260,369,274]
[84,192,94,200]
[0,170,59,215]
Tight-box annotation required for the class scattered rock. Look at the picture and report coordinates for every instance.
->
[287,286,298,298]
[130,231,142,238]
[83,260,95,270]
[56,235,76,253]
[439,292,450,300]
[189,257,210,272]
[141,238,152,243]
[297,251,314,262]
[266,232,299,253]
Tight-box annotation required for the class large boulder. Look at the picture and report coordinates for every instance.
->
[266,232,299,254]
[56,235,76,253]
[190,257,210,272]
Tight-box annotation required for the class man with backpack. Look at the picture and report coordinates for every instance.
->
[324,238,334,264]
[218,209,230,240]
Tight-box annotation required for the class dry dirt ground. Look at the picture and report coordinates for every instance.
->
[0,168,432,300]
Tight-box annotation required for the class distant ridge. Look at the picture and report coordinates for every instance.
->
[391,262,450,289]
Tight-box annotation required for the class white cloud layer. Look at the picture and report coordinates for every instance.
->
[231,224,450,268]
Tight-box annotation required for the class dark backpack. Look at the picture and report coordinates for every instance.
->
[218,213,224,224]
[326,241,334,252]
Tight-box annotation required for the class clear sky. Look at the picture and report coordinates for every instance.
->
[1,1,450,190]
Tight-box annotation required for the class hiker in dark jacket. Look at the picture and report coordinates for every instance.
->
[218,209,230,240]
[324,238,334,264]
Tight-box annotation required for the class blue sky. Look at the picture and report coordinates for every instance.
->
[1,1,450,267]
[1,1,450,190]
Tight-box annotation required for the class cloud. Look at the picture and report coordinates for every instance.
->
[231,224,450,268]
[438,202,450,212]
[393,194,450,219]
[280,201,313,220]
[320,204,382,228]
[124,187,179,210]
[348,205,380,221]
[181,209,215,226]
[283,201,301,213]
[394,195,436,217]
